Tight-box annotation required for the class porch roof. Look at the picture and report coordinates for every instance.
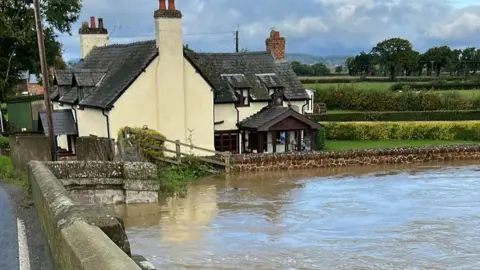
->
[38,110,78,136]
[237,105,322,132]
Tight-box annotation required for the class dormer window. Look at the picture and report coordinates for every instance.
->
[235,88,250,107]
[269,88,284,106]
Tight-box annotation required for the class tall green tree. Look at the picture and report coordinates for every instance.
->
[424,46,452,76]
[0,0,81,98]
[370,38,414,79]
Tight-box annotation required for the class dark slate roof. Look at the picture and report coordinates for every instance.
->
[54,70,73,86]
[38,110,78,136]
[184,51,309,103]
[73,69,107,87]
[53,40,158,109]
[238,106,290,129]
[237,105,322,131]
[59,87,78,104]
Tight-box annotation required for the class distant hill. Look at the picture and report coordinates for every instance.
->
[286,53,350,67]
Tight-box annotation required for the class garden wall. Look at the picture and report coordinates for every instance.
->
[28,161,145,270]
[44,161,159,204]
[233,145,480,172]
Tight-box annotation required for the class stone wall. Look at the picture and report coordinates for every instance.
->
[44,161,159,204]
[233,144,480,172]
[10,133,51,170]
[27,161,143,270]
[76,136,115,161]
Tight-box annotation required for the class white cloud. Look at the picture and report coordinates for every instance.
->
[58,0,480,60]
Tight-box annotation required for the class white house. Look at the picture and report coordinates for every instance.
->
[50,0,318,155]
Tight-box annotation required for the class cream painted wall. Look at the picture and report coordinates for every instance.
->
[284,100,307,114]
[79,34,108,59]
[76,107,108,138]
[183,59,215,155]
[214,102,268,131]
[154,16,186,146]
[109,59,159,141]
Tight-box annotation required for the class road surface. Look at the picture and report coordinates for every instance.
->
[0,186,19,269]
[0,184,52,270]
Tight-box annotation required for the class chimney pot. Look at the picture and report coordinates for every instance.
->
[98,18,104,29]
[168,0,176,10]
[159,0,166,10]
[90,16,96,28]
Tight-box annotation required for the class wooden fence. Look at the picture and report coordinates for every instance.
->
[120,135,232,173]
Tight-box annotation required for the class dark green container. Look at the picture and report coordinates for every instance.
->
[7,95,45,132]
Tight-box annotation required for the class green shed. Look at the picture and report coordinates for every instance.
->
[7,95,45,132]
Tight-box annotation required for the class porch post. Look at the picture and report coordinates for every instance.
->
[296,130,301,151]
[311,129,317,151]
[257,132,264,153]
[271,131,277,153]
[241,131,246,153]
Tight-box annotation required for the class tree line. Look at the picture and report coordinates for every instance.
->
[0,0,80,99]
[346,38,480,79]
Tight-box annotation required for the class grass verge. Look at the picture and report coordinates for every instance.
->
[157,158,214,197]
[0,156,28,192]
[324,140,476,151]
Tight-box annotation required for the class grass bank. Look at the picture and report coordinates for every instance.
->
[157,159,214,196]
[324,140,476,151]
[0,156,28,191]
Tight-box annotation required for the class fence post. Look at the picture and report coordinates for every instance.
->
[175,140,181,162]
[224,152,231,174]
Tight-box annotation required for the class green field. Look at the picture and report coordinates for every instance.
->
[305,82,480,99]
[324,140,477,151]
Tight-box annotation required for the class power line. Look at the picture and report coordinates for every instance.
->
[57,30,236,39]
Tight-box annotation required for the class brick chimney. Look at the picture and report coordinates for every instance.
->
[168,0,176,10]
[266,30,286,60]
[90,16,96,28]
[78,16,109,59]
[153,0,186,144]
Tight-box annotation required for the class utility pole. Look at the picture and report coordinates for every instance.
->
[33,0,57,161]
[235,25,239,53]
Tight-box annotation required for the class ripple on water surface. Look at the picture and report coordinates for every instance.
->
[115,162,480,269]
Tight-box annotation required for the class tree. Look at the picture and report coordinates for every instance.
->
[334,65,343,74]
[371,38,414,79]
[311,63,331,76]
[424,46,452,76]
[0,0,81,98]
[353,51,373,76]
[345,56,356,75]
[460,47,477,74]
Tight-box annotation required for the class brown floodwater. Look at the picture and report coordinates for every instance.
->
[115,160,480,269]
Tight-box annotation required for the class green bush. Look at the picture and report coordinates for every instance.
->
[313,86,480,111]
[157,157,213,196]
[316,127,326,150]
[324,122,480,141]
[390,81,480,91]
[0,156,28,191]
[311,110,480,122]
[118,127,166,161]
[0,136,9,149]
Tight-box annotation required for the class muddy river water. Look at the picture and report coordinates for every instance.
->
[115,161,480,269]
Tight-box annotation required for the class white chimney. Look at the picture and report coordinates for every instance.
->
[154,0,187,142]
[79,16,108,59]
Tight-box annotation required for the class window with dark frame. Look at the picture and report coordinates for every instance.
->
[214,131,239,153]
[235,88,250,107]
[269,88,284,106]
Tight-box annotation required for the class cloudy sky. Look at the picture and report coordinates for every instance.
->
[58,0,480,61]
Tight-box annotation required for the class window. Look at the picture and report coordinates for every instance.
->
[214,131,239,153]
[235,89,250,107]
[269,88,284,106]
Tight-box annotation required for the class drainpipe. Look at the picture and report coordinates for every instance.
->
[302,100,308,115]
[71,104,78,152]
[235,106,240,154]
[101,109,111,141]
[102,109,113,160]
